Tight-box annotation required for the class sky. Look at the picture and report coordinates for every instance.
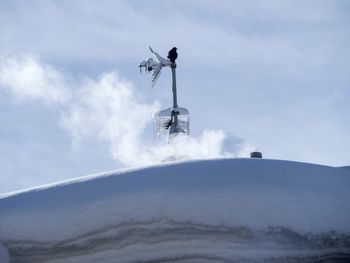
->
[0,0,349,193]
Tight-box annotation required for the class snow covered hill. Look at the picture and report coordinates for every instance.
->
[1,158,350,263]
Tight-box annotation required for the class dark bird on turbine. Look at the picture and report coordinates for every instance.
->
[167,47,178,63]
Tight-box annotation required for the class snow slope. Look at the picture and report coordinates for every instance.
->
[1,158,350,262]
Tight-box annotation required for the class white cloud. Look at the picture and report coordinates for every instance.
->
[0,54,251,167]
[60,72,252,166]
[0,55,71,104]
[60,72,160,165]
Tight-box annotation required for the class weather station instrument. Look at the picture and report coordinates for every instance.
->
[139,47,190,141]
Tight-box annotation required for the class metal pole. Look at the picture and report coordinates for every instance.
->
[170,63,179,135]
[171,64,178,108]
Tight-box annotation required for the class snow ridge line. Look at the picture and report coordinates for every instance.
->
[4,220,350,263]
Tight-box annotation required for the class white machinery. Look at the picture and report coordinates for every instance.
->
[139,47,190,139]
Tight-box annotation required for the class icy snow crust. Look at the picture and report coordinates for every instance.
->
[1,158,350,262]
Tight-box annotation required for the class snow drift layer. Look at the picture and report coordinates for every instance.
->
[0,158,350,262]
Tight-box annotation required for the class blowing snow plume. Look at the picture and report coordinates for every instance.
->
[0,55,254,167]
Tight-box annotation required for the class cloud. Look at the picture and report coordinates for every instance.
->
[0,54,253,167]
[60,72,253,166]
[0,55,71,104]
[60,72,160,165]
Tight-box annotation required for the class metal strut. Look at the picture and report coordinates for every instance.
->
[170,63,180,136]
[171,64,178,108]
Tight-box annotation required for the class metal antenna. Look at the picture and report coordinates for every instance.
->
[139,46,190,140]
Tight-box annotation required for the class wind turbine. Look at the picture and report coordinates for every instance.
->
[139,47,190,139]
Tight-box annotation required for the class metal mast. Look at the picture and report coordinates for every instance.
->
[169,63,180,136]
[139,47,190,139]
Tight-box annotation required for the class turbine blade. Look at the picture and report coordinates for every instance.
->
[154,51,172,66]
[151,64,162,88]
[149,47,172,66]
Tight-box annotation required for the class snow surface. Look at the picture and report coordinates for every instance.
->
[0,242,10,263]
[1,158,350,262]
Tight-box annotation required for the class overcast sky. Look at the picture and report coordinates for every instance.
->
[0,0,349,193]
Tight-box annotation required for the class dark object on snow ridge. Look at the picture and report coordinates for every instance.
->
[250,152,263,158]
